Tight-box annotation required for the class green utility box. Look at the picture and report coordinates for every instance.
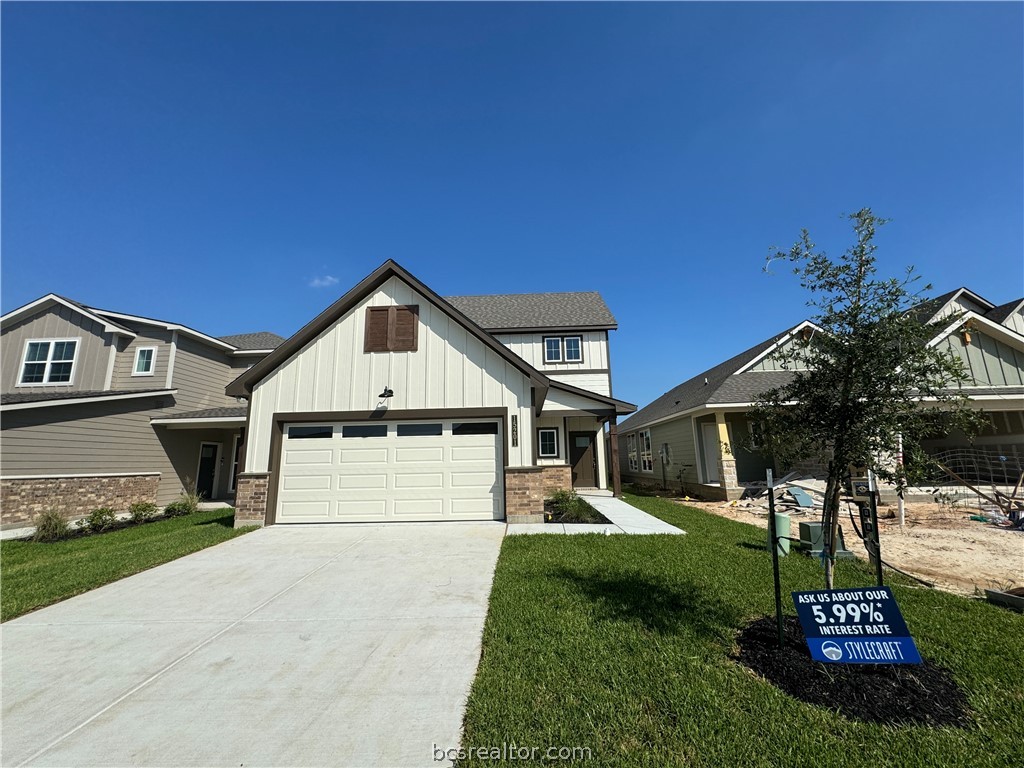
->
[797,521,855,560]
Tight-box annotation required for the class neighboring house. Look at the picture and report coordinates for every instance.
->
[227,260,635,527]
[0,294,284,527]
[617,287,1024,500]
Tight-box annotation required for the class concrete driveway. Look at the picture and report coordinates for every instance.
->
[1,522,505,767]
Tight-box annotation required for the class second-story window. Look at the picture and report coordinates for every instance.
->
[19,339,78,385]
[543,336,584,364]
[543,336,562,363]
[563,336,583,362]
[133,347,157,376]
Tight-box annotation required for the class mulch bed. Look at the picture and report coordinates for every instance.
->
[542,500,612,525]
[733,615,972,728]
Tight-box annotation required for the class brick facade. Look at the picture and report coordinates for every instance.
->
[504,465,573,523]
[234,473,269,528]
[0,474,160,528]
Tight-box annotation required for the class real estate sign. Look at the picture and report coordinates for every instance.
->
[792,586,922,664]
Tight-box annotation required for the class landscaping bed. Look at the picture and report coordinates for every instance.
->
[544,489,612,525]
[1,508,255,621]
[461,494,1023,767]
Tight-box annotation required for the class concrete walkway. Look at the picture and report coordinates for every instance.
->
[1,522,505,767]
[507,494,685,536]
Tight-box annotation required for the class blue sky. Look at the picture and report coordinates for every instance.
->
[3,2,1021,408]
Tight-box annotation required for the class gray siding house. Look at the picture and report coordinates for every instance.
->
[0,294,283,527]
[618,288,1024,499]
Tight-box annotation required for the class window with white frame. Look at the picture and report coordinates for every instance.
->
[627,433,638,472]
[639,429,654,472]
[543,336,562,363]
[538,427,559,458]
[132,347,157,376]
[19,339,78,385]
[563,336,583,362]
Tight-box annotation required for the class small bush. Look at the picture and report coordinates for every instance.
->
[129,501,159,523]
[545,489,604,523]
[32,509,71,542]
[163,500,191,517]
[79,507,117,533]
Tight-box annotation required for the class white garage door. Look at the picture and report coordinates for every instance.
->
[276,419,503,523]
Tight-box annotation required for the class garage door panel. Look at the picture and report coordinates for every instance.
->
[278,420,503,523]
[278,501,331,520]
[339,448,389,463]
[282,475,333,491]
[283,449,334,466]
[336,499,388,518]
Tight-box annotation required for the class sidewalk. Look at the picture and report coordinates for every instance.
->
[507,494,686,536]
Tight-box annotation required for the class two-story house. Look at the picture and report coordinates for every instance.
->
[227,260,635,527]
[0,294,283,527]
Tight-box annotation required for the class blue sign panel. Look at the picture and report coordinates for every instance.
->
[791,586,922,664]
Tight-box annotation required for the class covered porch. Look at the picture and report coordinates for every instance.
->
[150,407,247,503]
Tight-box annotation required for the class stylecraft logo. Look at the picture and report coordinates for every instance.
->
[821,641,844,661]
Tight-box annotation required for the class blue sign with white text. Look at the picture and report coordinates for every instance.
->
[791,586,922,664]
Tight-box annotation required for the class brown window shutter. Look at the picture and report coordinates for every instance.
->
[391,306,419,351]
[364,307,390,352]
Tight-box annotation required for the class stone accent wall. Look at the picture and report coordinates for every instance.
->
[234,473,269,528]
[504,465,573,524]
[0,474,159,528]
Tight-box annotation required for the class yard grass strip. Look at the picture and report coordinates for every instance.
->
[461,494,1023,768]
[1,509,255,621]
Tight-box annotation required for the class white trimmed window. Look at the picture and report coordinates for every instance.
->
[19,339,78,385]
[538,428,559,458]
[543,336,562,363]
[639,429,654,472]
[564,336,583,362]
[132,347,157,376]
[627,433,638,472]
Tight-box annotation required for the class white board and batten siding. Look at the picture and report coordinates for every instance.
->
[246,276,535,474]
[494,332,611,395]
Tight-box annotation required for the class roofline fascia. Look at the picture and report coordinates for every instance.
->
[486,324,617,334]
[0,294,138,338]
[88,308,238,351]
[928,310,1024,350]
[226,260,551,398]
[229,349,276,356]
[1,389,178,412]
[546,378,636,415]
[150,416,247,426]
[733,320,823,375]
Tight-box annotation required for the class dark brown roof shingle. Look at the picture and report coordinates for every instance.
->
[445,292,616,331]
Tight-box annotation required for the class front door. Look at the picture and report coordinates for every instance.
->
[569,432,597,488]
[196,443,219,500]
[701,423,721,483]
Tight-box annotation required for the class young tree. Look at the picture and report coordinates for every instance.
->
[750,209,981,589]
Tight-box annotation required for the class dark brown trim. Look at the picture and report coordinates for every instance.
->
[264,407,510,525]
[548,367,609,376]
[226,260,548,397]
[542,335,563,363]
[541,335,586,365]
[609,416,622,497]
[605,330,614,397]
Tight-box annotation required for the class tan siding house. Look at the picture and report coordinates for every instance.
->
[1,294,283,527]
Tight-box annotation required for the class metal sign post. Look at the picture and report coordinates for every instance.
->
[868,470,884,587]
[767,469,784,647]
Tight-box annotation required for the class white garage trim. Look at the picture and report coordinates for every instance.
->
[266,408,509,525]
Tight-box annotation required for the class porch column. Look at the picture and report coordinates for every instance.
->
[608,417,622,497]
[715,412,738,491]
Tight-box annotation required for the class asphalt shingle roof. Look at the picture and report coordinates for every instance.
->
[986,299,1023,325]
[155,406,248,420]
[218,332,286,350]
[617,327,798,431]
[445,292,616,331]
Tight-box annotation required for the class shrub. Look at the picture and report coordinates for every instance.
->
[32,509,71,542]
[545,489,603,523]
[163,500,191,517]
[79,507,117,533]
[129,501,159,523]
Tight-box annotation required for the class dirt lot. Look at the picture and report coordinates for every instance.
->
[671,496,1024,595]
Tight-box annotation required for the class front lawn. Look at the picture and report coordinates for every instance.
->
[461,494,1023,767]
[1,508,255,621]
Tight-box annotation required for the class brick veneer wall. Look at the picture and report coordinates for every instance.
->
[504,465,573,523]
[234,473,269,528]
[0,474,160,528]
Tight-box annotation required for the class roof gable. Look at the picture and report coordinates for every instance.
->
[1,294,136,338]
[226,260,553,401]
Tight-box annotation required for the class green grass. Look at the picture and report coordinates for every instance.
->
[461,494,1024,767]
[1,509,256,621]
